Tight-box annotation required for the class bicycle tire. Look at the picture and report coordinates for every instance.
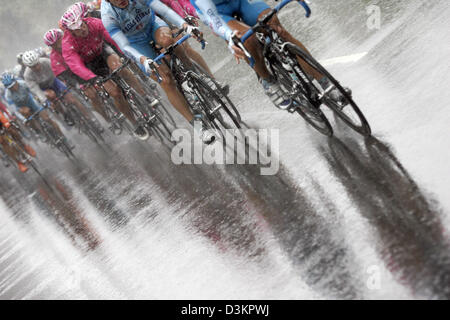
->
[285,43,372,137]
[270,61,333,137]
[129,87,175,144]
[190,60,242,124]
[187,72,242,134]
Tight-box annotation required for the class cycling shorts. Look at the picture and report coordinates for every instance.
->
[84,45,117,80]
[40,78,68,97]
[216,0,270,25]
[15,94,42,113]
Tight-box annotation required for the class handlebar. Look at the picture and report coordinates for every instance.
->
[150,33,198,83]
[172,27,207,50]
[26,105,47,122]
[82,58,131,92]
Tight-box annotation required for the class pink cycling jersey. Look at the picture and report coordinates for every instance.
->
[50,49,69,77]
[161,0,198,18]
[62,17,122,81]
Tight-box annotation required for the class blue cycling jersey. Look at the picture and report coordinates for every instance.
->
[191,0,270,41]
[191,0,234,41]
[102,0,185,61]
[5,80,40,119]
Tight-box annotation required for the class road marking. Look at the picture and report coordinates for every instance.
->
[320,52,368,66]
[212,52,368,73]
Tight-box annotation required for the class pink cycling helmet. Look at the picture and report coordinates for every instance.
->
[73,2,89,17]
[60,5,84,30]
[43,29,64,46]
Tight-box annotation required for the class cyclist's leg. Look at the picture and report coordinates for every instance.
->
[255,10,323,81]
[9,126,36,157]
[133,26,195,123]
[103,78,138,125]
[105,48,148,98]
[217,0,271,80]
[88,51,137,126]
[53,78,91,119]
[27,95,63,136]
[83,87,109,121]
[40,110,64,136]
[180,40,214,78]
[19,106,39,132]
[45,89,65,114]
[227,19,270,79]
[156,26,195,70]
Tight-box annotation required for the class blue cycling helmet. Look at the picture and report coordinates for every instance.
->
[1,73,17,89]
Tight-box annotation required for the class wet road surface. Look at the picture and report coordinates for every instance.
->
[1,0,449,299]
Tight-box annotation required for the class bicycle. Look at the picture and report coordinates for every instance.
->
[149,30,242,140]
[54,87,106,145]
[234,0,372,137]
[26,104,75,159]
[90,58,177,144]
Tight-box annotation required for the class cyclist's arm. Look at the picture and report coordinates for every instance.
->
[190,0,233,41]
[97,20,125,55]
[150,0,186,27]
[102,14,145,63]
[62,42,97,81]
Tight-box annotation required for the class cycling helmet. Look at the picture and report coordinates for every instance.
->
[2,73,17,89]
[44,29,64,46]
[22,50,40,67]
[60,5,84,30]
[73,2,89,17]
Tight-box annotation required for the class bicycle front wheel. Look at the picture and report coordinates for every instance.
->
[285,43,372,137]
[186,72,242,136]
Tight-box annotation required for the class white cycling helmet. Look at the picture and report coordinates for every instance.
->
[22,50,40,67]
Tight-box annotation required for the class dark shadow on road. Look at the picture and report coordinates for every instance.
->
[320,136,450,299]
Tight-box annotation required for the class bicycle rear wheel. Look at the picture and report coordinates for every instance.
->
[126,86,176,145]
[270,60,333,137]
[185,72,241,138]
[285,43,372,136]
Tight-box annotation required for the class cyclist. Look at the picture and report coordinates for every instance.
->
[44,28,109,125]
[2,73,64,142]
[101,0,215,144]
[158,0,228,92]
[16,48,50,80]
[22,50,93,128]
[0,104,37,173]
[60,5,151,140]
[190,0,350,109]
